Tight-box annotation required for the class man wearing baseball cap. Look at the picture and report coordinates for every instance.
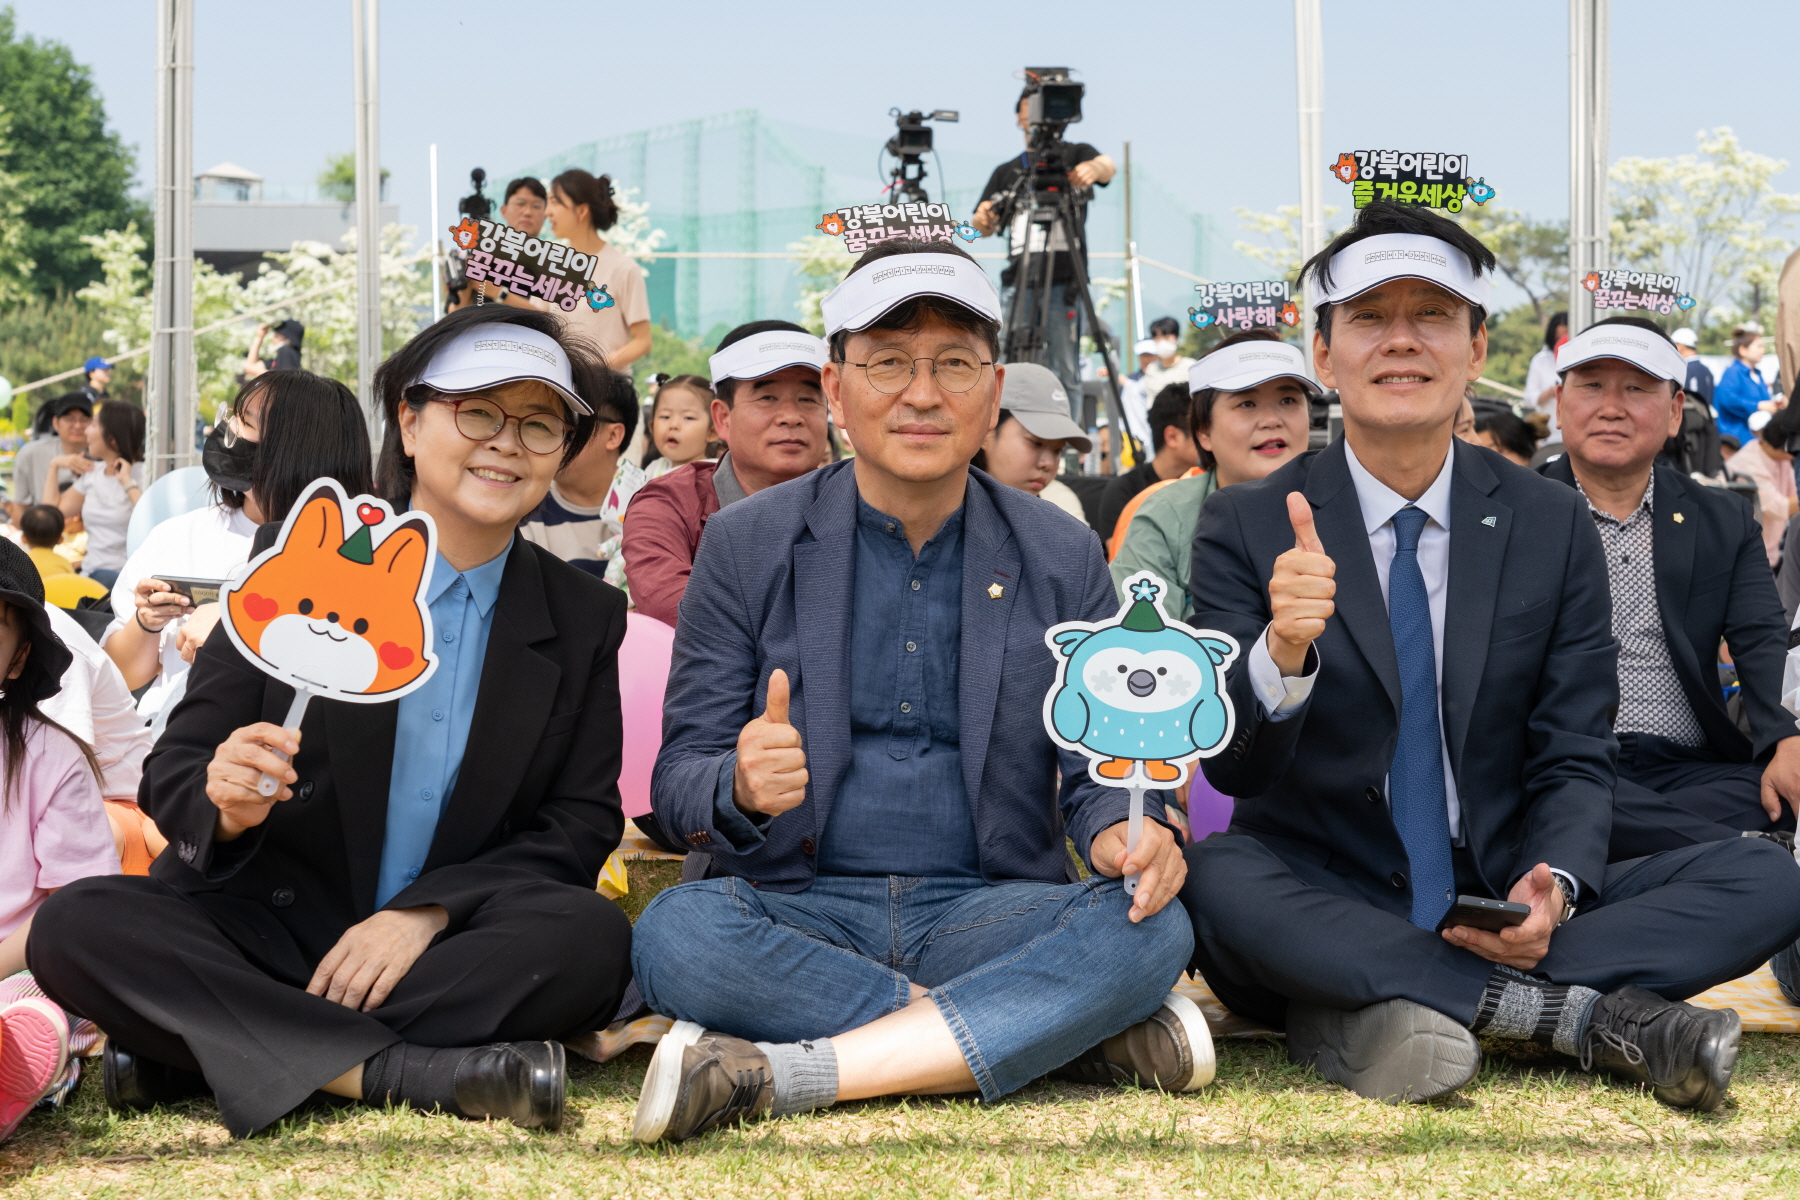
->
[1540,316,1800,865]
[9,393,93,518]
[78,357,111,405]
[1179,201,1800,1111]
[1671,327,1716,410]
[630,237,1204,1143]
[622,319,831,626]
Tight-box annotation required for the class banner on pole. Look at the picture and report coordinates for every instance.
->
[1582,270,1697,315]
[1188,280,1300,331]
[1329,150,1496,213]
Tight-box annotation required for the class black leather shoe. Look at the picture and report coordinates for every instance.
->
[1580,985,1741,1112]
[451,1041,565,1130]
[102,1040,210,1111]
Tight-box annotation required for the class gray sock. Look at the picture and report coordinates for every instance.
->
[1469,966,1601,1056]
[754,1038,838,1116]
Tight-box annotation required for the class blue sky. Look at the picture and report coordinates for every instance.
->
[11,0,1798,289]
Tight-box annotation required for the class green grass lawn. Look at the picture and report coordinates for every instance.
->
[7,862,1800,1199]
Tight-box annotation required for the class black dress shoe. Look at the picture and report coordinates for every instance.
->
[1580,985,1741,1112]
[451,1041,565,1130]
[102,1040,210,1111]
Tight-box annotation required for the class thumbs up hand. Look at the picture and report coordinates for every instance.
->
[732,669,809,817]
[1267,491,1336,676]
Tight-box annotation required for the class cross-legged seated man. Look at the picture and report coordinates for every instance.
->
[1178,201,1800,1112]
[1540,318,1800,862]
[629,239,1202,1144]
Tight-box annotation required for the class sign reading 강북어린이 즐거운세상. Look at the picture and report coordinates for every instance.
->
[1582,270,1697,316]
[1329,150,1496,213]
[448,216,613,312]
[1188,280,1301,332]
[815,201,979,255]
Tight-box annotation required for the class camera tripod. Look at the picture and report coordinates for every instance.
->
[995,149,1136,468]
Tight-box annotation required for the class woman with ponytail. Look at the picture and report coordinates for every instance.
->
[541,168,652,370]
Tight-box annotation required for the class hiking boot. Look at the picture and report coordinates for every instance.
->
[632,1021,773,1144]
[1579,985,1740,1112]
[1287,997,1481,1104]
[1054,991,1215,1091]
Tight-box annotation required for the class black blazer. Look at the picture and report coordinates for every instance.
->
[1190,438,1620,907]
[142,537,628,963]
[1541,455,1792,763]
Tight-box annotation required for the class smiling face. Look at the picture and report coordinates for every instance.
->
[824,315,1000,489]
[1202,378,1311,487]
[1316,278,1486,444]
[398,379,566,545]
[980,415,1065,494]
[1558,358,1683,476]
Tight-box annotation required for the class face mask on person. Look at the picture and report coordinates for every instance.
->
[1154,338,1179,358]
[202,422,259,493]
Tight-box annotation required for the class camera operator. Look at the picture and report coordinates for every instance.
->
[451,176,551,311]
[970,85,1115,397]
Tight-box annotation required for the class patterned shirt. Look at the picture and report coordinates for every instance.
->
[1580,483,1707,747]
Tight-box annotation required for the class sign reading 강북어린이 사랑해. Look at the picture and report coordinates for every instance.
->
[1329,151,1496,212]
[448,217,611,312]
[815,201,979,255]
[1188,280,1301,332]
[1582,270,1697,316]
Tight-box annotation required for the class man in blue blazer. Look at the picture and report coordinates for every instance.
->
[1179,202,1800,1112]
[629,239,1205,1144]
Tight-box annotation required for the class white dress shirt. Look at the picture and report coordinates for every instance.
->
[42,603,154,801]
[1246,438,1581,899]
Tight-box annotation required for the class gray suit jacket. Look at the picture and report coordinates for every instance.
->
[651,459,1147,891]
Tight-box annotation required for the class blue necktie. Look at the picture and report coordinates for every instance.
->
[1387,505,1454,930]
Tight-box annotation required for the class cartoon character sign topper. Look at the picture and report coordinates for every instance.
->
[220,478,440,794]
[1043,572,1239,891]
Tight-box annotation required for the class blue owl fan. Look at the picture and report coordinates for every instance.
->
[1042,572,1240,893]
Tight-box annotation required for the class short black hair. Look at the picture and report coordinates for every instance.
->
[1187,328,1287,471]
[713,319,814,407]
[826,239,1002,364]
[1761,399,1800,451]
[1148,382,1190,451]
[1473,410,1537,461]
[220,370,374,522]
[373,305,610,501]
[1148,316,1181,340]
[1544,309,1569,352]
[19,504,63,549]
[503,176,546,205]
[1300,201,1497,345]
[596,368,639,445]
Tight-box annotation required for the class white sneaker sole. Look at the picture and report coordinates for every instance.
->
[632,1019,705,1143]
[1161,990,1216,1091]
[1287,997,1480,1104]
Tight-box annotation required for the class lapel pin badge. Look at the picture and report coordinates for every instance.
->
[987,582,1004,599]
[1481,515,1497,527]
[1673,512,1685,523]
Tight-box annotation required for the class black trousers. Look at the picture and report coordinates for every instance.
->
[1179,833,1800,1032]
[28,875,631,1136]
[1610,731,1790,861]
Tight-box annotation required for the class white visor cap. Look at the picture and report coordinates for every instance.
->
[708,331,828,389]
[1188,339,1321,396]
[1555,323,1688,388]
[1311,232,1492,310]
[819,252,1002,338]
[413,323,591,415]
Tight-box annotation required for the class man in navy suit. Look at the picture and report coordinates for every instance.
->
[1539,317,1800,861]
[1179,201,1800,1111]
[628,239,1205,1144]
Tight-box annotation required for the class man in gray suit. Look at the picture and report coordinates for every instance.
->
[629,238,1204,1143]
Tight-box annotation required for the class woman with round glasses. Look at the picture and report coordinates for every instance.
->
[30,306,634,1137]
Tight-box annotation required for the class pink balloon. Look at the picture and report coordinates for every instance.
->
[617,612,675,818]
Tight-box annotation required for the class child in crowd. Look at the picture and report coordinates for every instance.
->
[19,507,70,582]
[0,540,118,1142]
[640,375,718,480]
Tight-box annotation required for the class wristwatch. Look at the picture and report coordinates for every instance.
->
[1553,874,1577,925]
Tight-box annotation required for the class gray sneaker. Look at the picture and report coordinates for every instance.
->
[632,1021,774,1144]
[1287,997,1481,1103]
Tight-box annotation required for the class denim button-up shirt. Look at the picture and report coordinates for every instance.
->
[376,543,509,907]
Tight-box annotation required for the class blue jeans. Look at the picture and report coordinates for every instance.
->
[1000,280,1086,401]
[632,873,1192,1101]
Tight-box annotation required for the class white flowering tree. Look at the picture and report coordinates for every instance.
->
[601,186,665,274]
[0,107,34,306]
